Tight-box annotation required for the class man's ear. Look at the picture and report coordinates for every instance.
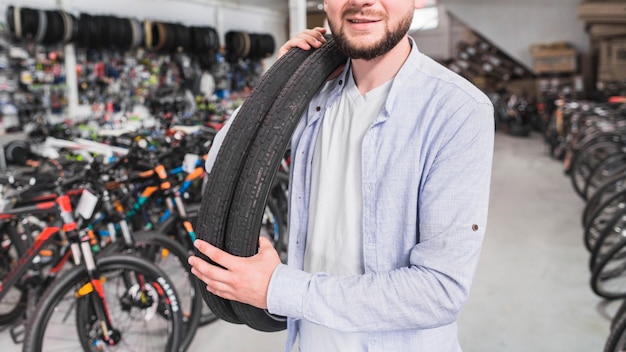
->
[415,0,427,9]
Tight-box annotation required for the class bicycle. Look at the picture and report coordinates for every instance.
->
[1,168,184,350]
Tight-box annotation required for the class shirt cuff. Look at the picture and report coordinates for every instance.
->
[266,263,312,318]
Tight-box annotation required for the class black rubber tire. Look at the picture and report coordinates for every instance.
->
[0,222,27,326]
[589,205,626,273]
[194,41,319,323]
[605,299,626,351]
[582,152,626,201]
[582,171,626,230]
[99,231,207,350]
[584,188,626,254]
[223,37,346,331]
[570,137,624,200]
[22,254,183,352]
[611,299,626,331]
[591,234,626,300]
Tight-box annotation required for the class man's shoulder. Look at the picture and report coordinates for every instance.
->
[401,51,491,107]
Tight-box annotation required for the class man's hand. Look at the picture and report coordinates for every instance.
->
[278,27,344,81]
[278,27,327,59]
[188,237,281,309]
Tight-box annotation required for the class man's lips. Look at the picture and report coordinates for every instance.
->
[347,17,379,24]
[346,17,381,31]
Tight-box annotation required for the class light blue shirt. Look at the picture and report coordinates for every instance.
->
[266,37,495,352]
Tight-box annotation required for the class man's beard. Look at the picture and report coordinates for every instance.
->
[329,9,413,60]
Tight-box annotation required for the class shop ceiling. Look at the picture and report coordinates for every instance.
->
[192,0,322,12]
[225,0,438,13]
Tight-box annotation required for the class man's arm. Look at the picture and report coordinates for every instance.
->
[266,102,495,332]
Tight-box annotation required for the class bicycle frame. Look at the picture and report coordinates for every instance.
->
[0,199,67,303]
[0,189,132,343]
[121,159,205,247]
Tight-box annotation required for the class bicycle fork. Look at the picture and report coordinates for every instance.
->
[59,193,122,346]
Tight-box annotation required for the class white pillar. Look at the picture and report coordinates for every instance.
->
[58,0,79,119]
[64,44,79,119]
[288,0,307,39]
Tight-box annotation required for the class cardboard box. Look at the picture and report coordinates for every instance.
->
[597,38,626,82]
[579,2,626,23]
[506,78,538,100]
[530,42,576,58]
[530,43,578,74]
[589,24,626,39]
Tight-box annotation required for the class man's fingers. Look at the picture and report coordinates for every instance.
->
[205,283,236,301]
[189,237,277,308]
[188,255,232,283]
[193,269,237,300]
[193,239,238,268]
[303,27,327,43]
[277,27,329,59]
[278,39,313,58]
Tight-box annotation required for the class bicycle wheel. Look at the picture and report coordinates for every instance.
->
[180,204,222,327]
[0,221,27,326]
[22,254,183,352]
[605,299,626,351]
[591,236,626,300]
[570,137,624,200]
[589,206,626,273]
[611,299,626,331]
[583,171,626,230]
[100,230,208,350]
[224,37,346,331]
[583,152,626,201]
[585,189,626,254]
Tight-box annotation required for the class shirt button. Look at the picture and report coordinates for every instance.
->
[315,106,321,111]
[338,80,343,85]
[367,236,374,244]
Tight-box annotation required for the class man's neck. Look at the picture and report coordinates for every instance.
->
[350,36,412,95]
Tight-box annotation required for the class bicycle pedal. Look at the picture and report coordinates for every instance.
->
[9,321,25,344]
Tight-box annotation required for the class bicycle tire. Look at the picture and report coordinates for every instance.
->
[605,298,626,351]
[99,230,207,350]
[591,235,626,300]
[570,137,624,200]
[194,40,321,323]
[22,254,183,352]
[589,205,626,273]
[224,37,346,331]
[583,171,626,229]
[182,203,226,327]
[0,221,27,326]
[584,188,626,254]
[611,299,626,331]
[583,152,626,201]
[583,190,626,252]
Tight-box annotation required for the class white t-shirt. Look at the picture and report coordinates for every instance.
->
[300,70,393,351]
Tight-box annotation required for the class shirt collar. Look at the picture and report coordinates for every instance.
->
[306,36,423,125]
